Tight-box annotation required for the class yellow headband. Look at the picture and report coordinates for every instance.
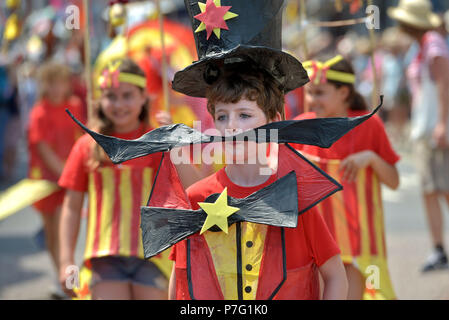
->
[303,55,356,85]
[98,61,147,89]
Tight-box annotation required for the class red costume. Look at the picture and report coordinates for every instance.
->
[169,146,341,300]
[59,124,162,260]
[28,96,84,213]
[292,110,399,299]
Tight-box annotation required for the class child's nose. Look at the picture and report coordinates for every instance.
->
[227,115,239,131]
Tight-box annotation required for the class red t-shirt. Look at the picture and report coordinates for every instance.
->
[293,110,400,164]
[58,124,163,259]
[170,167,340,269]
[28,96,85,182]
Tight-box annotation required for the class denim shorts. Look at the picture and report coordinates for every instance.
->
[90,256,168,290]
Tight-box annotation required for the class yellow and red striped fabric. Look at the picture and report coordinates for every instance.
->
[73,164,173,300]
[304,154,396,300]
[84,165,154,260]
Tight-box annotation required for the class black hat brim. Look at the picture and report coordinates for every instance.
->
[172,45,309,98]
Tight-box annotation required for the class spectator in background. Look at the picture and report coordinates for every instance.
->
[27,62,85,298]
[388,0,449,272]
[0,64,17,181]
[380,27,413,145]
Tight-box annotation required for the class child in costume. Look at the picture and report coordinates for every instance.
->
[66,0,383,301]
[168,60,348,300]
[293,55,400,299]
[27,62,84,297]
[164,0,347,300]
[58,59,202,300]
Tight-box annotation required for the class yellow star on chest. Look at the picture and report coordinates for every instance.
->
[198,187,240,235]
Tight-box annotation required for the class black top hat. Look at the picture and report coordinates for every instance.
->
[172,0,309,98]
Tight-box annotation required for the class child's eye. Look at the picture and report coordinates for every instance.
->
[240,113,251,119]
[106,93,117,101]
[216,114,227,121]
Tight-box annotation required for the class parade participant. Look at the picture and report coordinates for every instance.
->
[27,61,84,298]
[69,0,384,300]
[58,58,202,300]
[293,55,399,299]
[168,60,348,300]
[388,0,449,272]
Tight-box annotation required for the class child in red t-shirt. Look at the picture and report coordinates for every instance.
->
[168,62,348,300]
[58,59,206,300]
[27,62,84,295]
[293,55,400,299]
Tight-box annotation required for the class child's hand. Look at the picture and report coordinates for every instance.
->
[339,150,374,182]
[155,111,173,127]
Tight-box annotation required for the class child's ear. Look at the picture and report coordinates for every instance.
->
[337,85,350,102]
[270,112,282,123]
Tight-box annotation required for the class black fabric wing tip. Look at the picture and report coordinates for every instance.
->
[66,109,196,164]
[262,95,384,148]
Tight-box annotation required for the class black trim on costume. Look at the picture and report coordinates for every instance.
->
[236,222,243,300]
[145,152,165,206]
[284,143,343,214]
[140,172,299,259]
[186,239,196,300]
[268,227,287,300]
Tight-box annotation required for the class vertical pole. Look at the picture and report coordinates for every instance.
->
[299,0,308,59]
[367,0,378,108]
[83,0,93,121]
[156,0,170,113]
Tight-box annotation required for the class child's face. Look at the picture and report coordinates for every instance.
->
[304,82,349,118]
[214,98,278,164]
[214,98,269,134]
[48,78,70,105]
[100,82,147,132]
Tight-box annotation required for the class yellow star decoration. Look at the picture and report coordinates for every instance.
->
[195,0,238,39]
[198,187,240,235]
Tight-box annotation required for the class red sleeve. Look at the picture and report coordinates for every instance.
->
[301,207,341,267]
[169,245,177,261]
[58,135,90,192]
[371,115,400,165]
[28,105,49,145]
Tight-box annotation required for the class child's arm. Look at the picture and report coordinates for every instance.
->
[155,110,213,188]
[37,141,65,177]
[175,161,213,189]
[339,150,399,190]
[168,263,176,300]
[59,189,84,298]
[319,254,348,300]
[170,144,213,189]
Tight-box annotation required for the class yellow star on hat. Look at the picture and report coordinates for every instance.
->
[198,187,240,234]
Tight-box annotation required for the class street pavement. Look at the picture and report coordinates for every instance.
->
[1,138,449,300]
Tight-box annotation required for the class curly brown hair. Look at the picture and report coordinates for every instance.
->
[36,62,72,100]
